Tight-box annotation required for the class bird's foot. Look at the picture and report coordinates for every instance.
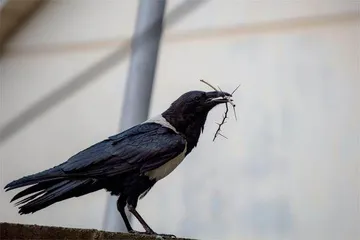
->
[129,230,176,239]
[155,233,177,239]
[129,229,150,235]
[129,229,157,235]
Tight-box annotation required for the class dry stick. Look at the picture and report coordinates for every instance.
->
[213,102,229,141]
[230,84,241,121]
[200,80,229,141]
[218,86,237,121]
[213,85,230,141]
[233,107,237,121]
[200,79,218,91]
[231,84,241,95]
[213,84,241,140]
[200,79,239,141]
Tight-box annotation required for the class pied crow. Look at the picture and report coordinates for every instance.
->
[4,90,233,236]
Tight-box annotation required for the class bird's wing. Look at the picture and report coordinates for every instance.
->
[4,122,186,192]
[57,122,186,178]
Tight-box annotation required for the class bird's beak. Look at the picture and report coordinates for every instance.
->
[205,91,232,105]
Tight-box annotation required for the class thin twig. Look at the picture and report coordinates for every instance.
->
[217,132,228,139]
[232,105,237,121]
[213,102,229,141]
[200,79,240,141]
[200,79,218,91]
[231,84,241,95]
[220,86,237,121]
[230,84,240,121]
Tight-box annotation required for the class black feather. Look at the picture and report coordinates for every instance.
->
[17,179,101,214]
[5,122,185,214]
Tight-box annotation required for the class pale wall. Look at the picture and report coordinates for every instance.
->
[1,1,359,240]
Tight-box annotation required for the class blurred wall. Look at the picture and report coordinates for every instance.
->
[1,1,359,240]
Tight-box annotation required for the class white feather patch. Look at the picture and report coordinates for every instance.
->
[145,143,187,181]
[143,114,179,134]
[143,114,186,181]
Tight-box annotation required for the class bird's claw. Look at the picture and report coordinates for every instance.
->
[129,230,151,235]
[156,233,177,239]
[129,230,176,239]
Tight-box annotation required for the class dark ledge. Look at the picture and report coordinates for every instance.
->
[0,222,195,240]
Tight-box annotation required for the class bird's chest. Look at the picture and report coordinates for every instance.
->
[145,144,187,181]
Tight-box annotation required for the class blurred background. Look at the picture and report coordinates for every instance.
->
[0,0,359,240]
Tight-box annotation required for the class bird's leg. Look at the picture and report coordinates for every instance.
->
[116,195,133,232]
[127,204,176,239]
[127,204,156,234]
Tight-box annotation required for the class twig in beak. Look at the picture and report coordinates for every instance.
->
[230,84,241,121]
[218,132,228,139]
[200,79,218,91]
[213,101,229,141]
[200,79,239,141]
[225,98,237,121]
[232,105,237,121]
[231,84,241,95]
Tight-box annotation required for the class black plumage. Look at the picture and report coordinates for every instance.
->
[4,90,232,236]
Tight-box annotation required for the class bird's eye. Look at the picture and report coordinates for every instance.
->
[195,96,200,101]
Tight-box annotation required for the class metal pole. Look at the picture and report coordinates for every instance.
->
[102,0,166,232]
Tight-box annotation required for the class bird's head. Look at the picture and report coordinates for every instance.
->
[168,90,232,114]
[162,90,233,137]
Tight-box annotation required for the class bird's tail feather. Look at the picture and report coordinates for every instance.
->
[4,168,64,191]
[8,178,101,214]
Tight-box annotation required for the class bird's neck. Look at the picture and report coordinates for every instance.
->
[161,111,207,155]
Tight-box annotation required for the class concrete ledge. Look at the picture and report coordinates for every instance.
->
[0,222,194,240]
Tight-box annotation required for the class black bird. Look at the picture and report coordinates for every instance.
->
[4,90,232,236]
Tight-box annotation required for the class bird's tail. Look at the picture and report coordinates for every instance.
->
[5,171,101,214]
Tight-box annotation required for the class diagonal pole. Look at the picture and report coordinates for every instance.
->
[0,0,206,145]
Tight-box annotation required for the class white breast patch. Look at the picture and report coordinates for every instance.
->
[142,114,187,181]
[145,143,187,181]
